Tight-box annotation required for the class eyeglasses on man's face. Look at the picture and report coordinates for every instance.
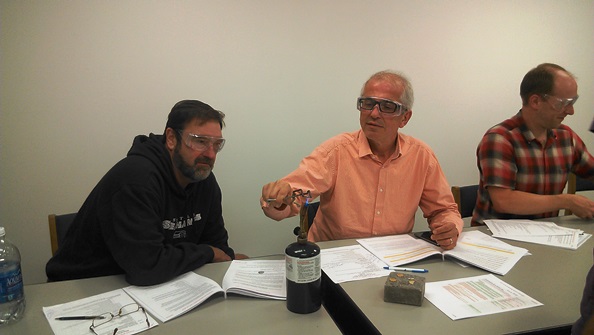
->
[357,97,407,116]
[177,130,225,153]
[542,94,579,112]
[89,303,150,335]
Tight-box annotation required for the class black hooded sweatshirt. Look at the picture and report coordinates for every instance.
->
[46,134,235,285]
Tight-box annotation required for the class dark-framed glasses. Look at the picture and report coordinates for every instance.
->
[542,94,579,111]
[357,97,408,116]
[177,130,225,153]
[89,303,150,335]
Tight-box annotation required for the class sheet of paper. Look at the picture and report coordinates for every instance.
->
[43,288,158,335]
[357,234,442,266]
[484,219,583,236]
[425,274,542,320]
[445,231,529,275]
[496,232,591,250]
[222,260,286,300]
[124,271,223,323]
[321,245,388,283]
[484,219,590,250]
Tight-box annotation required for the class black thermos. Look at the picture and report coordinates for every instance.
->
[285,201,321,314]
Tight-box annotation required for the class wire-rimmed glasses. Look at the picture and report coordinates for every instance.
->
[89,303,150,335]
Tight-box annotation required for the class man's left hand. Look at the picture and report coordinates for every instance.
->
[428,221,459,250]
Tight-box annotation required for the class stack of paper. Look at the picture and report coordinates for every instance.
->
[484,219,592,250]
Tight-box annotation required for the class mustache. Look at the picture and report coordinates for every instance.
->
[194,157,214,167]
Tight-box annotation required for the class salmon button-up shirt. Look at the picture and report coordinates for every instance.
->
[263,130,463,242]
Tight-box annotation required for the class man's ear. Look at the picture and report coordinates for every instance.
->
[165,127,178,151]
[528,94,542,109]
[399,110,413,128]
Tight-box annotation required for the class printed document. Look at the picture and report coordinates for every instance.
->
[124,260,285,323]
[357,231,528,275]
[321,244,388,283]
[484,219,592,250]
[221,259,286,300]
[43,288,158,335]
[124,271,225,323]
[425,274,542,320]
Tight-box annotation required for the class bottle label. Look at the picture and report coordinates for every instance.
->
[285,254,321,284]
[0,265,24,303]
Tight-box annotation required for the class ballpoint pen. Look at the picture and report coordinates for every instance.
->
[383,266,428,273]
[55,315,106,320]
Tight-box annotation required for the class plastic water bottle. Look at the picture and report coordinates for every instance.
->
[0,227,26,326]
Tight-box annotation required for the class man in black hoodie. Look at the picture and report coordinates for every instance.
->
[46,100,245,286]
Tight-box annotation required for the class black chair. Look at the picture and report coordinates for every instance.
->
[451,185,479,218]
[48,213,77,256]
[566,173,594,216]
[294,201,320,236]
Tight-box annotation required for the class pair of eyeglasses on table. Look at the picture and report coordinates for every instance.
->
[56,303,150,335]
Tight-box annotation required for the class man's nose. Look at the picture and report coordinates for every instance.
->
[202,145,217,159]
[370,104,382,117]
[564,105,575,116]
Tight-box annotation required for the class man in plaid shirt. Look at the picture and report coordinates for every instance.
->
[472,63,594,226]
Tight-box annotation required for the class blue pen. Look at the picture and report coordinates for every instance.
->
[383,266,428,273]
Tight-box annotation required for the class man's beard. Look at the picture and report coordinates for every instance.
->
[173,147,213,182]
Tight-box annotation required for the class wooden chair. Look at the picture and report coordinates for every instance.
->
[48,213,77,256]
[451,185,479,218]
[294,201,320,236]
[565,173,594,216]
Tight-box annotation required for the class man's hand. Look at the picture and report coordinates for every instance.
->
[428,221,460,250]
[234,253,249,260]
[566,194,594,219]
[211,246,232,263]
[260,180,295,209]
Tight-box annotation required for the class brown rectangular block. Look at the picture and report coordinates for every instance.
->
[383,271,425,306]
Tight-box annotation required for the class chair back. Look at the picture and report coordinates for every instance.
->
[48,213,77,256]
[451,185,479,218]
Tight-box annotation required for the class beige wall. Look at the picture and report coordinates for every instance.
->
[1,0,593,284]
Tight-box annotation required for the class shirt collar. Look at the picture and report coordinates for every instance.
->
[515,110,557,144]
[356,129,404,160]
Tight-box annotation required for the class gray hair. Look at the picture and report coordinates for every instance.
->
[361,70,414,110]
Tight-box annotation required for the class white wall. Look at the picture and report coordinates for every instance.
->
[1,0,593,284]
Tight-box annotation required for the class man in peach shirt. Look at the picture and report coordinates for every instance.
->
[260,70,463,249]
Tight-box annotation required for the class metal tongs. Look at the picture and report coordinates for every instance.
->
[266,189,312,204]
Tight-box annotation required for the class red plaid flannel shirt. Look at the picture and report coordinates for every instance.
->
[472,111,594,226]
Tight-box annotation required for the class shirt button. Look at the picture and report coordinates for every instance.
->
[376,211,381,215]
[379,188,384,192]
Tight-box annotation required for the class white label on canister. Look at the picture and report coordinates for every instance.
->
[285,254,321,284]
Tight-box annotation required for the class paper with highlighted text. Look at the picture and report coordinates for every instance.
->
[425,274,542,320]
[357,231,528,275]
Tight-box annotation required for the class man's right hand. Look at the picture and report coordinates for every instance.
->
[260,180,294,209]
[566,194,594,219]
